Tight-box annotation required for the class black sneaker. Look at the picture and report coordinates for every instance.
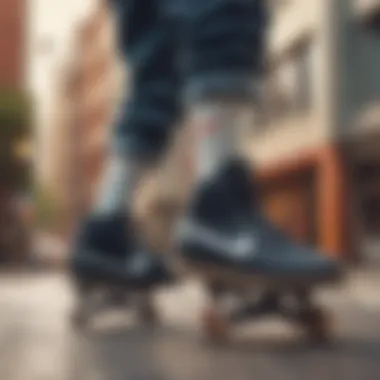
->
[176,158,342,286]
[71,212,174,289]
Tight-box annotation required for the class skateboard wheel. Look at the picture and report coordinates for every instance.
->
[302,308,332,343]
[137,300,158,326]
[201,307,230,344]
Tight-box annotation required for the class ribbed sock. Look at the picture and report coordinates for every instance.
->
[94,155,144,215]
[190,101,245,179]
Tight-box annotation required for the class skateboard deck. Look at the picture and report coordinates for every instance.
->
[180,259,341,344]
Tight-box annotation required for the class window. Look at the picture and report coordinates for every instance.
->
[262,38,313,123]
[355,14,380,107]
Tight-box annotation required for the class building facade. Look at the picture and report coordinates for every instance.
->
[26,0,96,188]
[342,0,380,263]
[245,0,380,262]
[63,0,124,217]
[0,0,26,88]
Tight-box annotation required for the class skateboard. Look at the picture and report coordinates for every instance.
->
[182,261,338,344]
[70,277,158,330]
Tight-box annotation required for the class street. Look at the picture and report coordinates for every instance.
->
[0,270,379,380]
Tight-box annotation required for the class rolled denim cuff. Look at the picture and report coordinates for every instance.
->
[185,0,268,103]
[185,72,262,104]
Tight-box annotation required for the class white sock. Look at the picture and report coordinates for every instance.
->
[95,155,143,215]
[190,101,246,179]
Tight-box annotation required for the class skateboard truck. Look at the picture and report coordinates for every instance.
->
[70,277,158,331]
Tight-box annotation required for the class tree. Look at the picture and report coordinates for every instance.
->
[0,88,31,191]
[0,89,32,263]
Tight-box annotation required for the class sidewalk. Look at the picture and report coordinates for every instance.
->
[157,266,380,329]
[343,267,380,309]
[32,231,69,268]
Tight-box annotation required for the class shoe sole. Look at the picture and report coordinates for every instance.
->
[70,248,174,290]
[70,272,173,293]
[179,258,344,293]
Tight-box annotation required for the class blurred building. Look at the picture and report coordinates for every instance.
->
[27,0,97,188]
[344,0,380,263]
[245,0,380,263]
[0,0,29,263]
[23,0,124,232]
[0,0,25,88]
[57,0,124,220]
[20,0,106,238]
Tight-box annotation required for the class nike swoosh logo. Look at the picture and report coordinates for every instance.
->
[127,253,151,274]
[177,220,259,259]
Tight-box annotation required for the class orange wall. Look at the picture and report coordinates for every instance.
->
[317,145,350,258]
[262,174,317,244]
[0,0,25,88]
[258,144,350,259]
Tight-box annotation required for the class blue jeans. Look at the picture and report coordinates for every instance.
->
[112,0,268,160]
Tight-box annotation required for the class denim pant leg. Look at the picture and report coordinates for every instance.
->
[111,0,182,161]
[181,0,269,103]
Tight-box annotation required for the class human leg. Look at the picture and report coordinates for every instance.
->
[176,0,341,284]
[72,0,182,286]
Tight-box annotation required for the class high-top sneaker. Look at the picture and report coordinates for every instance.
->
[176,158,342,286]
[71,212,174,288]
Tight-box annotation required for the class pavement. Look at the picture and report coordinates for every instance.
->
[0,269,379,380]
[31,232,69,268]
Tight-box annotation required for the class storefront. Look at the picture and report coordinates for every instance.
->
[257,144,350,260]
[344,130,380,264]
